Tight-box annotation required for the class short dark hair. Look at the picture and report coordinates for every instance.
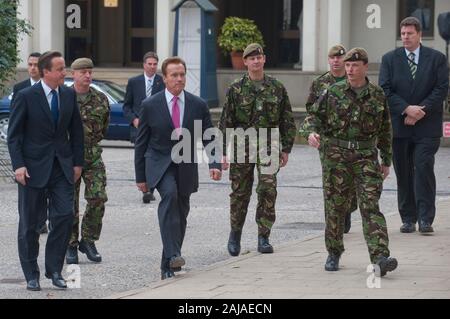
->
[28,52,41,59]
[400,16,422,33]
[143,51,159,63]
[38,51,63,78]
[161,57,187,76]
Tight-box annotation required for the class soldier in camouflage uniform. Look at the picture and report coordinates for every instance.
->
[219,43,296,256]
[66,58,110,264]
[299,48,398,276]
[306,44,355,234]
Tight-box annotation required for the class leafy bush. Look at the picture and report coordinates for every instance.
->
[218,17,264,55]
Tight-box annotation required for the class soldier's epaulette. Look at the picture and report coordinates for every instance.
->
[316,71,330,80]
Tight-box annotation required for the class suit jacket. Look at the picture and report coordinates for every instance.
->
[134,90,221,195]
[123,73,165,141]
[11,78,33,108]
[379,45,449,138]
[7,83,84,188]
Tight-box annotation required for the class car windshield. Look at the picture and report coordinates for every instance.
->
[93,81,125,103]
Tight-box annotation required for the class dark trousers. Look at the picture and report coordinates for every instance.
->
[18,160,74,281]
[392,137,440,225]
[156,164,190,271]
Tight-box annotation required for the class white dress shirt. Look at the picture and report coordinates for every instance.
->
[165,89,185,127]
[405,46,420,65]
[41,80,59,110]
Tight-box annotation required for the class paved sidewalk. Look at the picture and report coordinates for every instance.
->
[110,199,450,299]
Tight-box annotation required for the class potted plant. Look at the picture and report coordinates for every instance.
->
[218,17,265,70]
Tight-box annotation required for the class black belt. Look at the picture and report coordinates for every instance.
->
[328,137,375,150]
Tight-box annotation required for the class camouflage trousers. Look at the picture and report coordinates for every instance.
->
[319,147,358,214]
[322,145,390,263]
[229,163,278,238]
[70,147,108,246]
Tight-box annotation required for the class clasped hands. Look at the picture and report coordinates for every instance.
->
[404,105,425,126]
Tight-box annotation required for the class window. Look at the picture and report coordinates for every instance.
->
[398,0,434,38]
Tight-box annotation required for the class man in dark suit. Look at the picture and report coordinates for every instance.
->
[379,17,449,234]
[134,57,222,280]
[124,51,165,204]
[11,52,49,235]
[11,52,41,108]
[8,51,84,291]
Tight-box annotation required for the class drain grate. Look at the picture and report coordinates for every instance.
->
[276,222,325,230]
[0,278,26,285]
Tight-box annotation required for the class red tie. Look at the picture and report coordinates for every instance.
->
[171,96,180,136]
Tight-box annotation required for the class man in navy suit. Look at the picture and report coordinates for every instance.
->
[123,51,165,203]
[134,57,222,280]
[11,52,41,108]
[11,52,49,235]
[379,17,449,234]
[8,51,84,291]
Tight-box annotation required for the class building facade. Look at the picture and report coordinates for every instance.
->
[15,0,450,105]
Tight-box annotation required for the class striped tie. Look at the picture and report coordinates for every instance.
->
[408,52,417,79]
[146,79,152,97]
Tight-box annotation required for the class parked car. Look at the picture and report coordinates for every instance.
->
[0,79,130,143]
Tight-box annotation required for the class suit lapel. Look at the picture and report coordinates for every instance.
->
[411,46,430,91]
[159,93,175,131]
[35,84,55,129]
[182,91,191,129]
[57,86,70,131]
[395,48,414,83]
[138,74,146,101]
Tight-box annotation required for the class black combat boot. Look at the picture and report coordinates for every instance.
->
[227,230,242,256]
[324,254,340,271]
[79,239,102,262]
[257,235,273,254]
[375,256,398,277]
[65,246,79,264]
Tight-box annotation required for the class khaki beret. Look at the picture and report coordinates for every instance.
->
[71,58,94,70]
[243,43,264,59]
[328,45,346,57]
[343,47,369,63]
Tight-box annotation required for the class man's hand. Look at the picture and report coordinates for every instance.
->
[308,132,321,149]
[210,169,222,181]
[14,167,30,186]
[404,115,418,126]
[280,152,289,168]
[404,105,425,120]
[132,118,140,128]
[73,166,82,182]
[380,165,390,180]
[137,182,148,193]
[221,156,229,171]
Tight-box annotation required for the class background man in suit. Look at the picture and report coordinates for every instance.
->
[8,51,84,291]
[123,51,165,204]
[134,57,221,280]
[11,52,49,235]
[379,17,449,234]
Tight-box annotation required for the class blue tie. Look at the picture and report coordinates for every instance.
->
[51,90,59,126]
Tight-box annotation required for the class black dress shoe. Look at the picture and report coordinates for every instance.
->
[257,235,274,254]
[227,230,242,256]
[419,222,434,234]
[375,256,398,277]
[400,222,416,233]
[142,191,156,203]
[38,223,48,234]
[161,270,175,280]
[79,239,102,262]
[325,254,340,271]
[344,214,351,234]
[169,256,185,269]
[45,272,67,289]
[66,246,79,264]
[26,279,41,291]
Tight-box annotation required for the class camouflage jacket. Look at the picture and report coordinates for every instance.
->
[76,87,110,147]
[218,74,296,155]
[299,79,392,166]
[305,72,346,113]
